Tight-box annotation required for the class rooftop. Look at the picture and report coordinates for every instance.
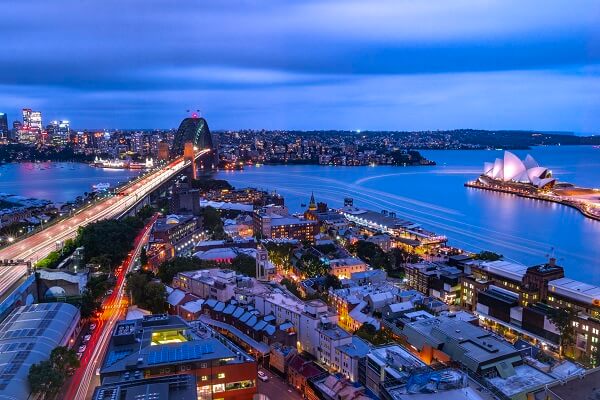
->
[403,316,520,367]
[100,315,253,375]
[0,303,80,400]
[548,277,600,305]
[480,260,529,282]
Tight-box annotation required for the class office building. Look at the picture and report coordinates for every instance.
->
[99,314,258,400]
[401,315,522,376]
[0,112,8,140]
[253,206,318,243]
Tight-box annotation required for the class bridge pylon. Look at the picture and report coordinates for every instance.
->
[183,141,197,180]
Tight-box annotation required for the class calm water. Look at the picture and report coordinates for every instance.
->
[216,146,600,283]
[0,162,140,203]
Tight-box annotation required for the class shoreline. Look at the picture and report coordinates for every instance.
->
[464,181,600,222]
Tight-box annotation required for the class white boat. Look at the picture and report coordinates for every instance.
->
[92,183,111,192]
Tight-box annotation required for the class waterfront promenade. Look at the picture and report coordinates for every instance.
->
[465,180,600,222]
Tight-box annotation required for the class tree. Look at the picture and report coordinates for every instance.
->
[201,206,226,239]
[143,282,166,314]
[139,247,148,268]
[126,271,150,306]
[300,253,328,278]
[349,240,391,270]
[264,243,294,271]
[475,251,502,261]
[50,346,80,375]
[192,178,233,192]
[324,274,342,290]
[29,360,64,396]
[126,271,166,313]
[28,346,79,396]
[230,254,256,277]
[86,274,111,299]
[79,290,101,319]
[136,205,155,221]
[354,323,393,346]
[89,254,113,272]
[548,308,578,357]
[157,257,207,283]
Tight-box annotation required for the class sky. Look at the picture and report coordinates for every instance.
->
[1,0,599,131]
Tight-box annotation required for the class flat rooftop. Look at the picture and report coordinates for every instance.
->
[101,315,253,375]
[403,316,519,365]
[480,260,529,282]
[548,277,600,305]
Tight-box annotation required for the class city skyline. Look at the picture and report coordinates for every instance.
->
[1,0,599,131]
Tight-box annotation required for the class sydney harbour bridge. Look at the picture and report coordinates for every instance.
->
[0,115,217,306]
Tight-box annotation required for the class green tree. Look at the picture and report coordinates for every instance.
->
[201,206,226,239]
[349,240,391,270]
[79,290,101,319]
[140,247,148,267]
[89,254,113,272]
[354,323,392,346]
[230,254,256,277]
[126,271,151,305]
[324,274,342,290]
[548,308,578,357]
[475,251,502,261]
[50,346,80,375]
[264,243,294,271]
[143,282,167,314]
[300,253,328,278]
[136,205,155,221]
[29,360,64,396]
[157,257,207,283]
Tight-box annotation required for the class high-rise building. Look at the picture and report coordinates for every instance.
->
[47,120,70,146]
[19,108,43,144]
[0,113,8,140]
[22,108,32,128]
[30,111,42,131]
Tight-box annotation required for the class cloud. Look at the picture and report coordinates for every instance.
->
[0,0,598,129]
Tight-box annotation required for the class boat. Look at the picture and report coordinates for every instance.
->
[92,183,111,192]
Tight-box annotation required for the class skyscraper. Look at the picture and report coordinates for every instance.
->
[0,113,8,140]
[48,120,70,146]
[30,111,42,131]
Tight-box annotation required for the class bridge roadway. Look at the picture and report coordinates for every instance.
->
[0,149,210,298]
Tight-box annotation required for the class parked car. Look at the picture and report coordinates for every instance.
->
[78,345,86,353]
[83,334,91,343]
[90,323,97,331]
[258,371,268,382]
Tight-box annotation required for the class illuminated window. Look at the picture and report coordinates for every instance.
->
[202,376,208,381]
[217,373,225,379]
[213,384,225,393]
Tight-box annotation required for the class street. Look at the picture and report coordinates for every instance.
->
[257,368,302,400]
[0,151,208,299]
[64,214,157,400]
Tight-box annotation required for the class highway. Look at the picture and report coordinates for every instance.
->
[0,149,209,297]
[65,214,157,400]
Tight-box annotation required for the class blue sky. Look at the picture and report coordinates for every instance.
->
[0,0,599,131]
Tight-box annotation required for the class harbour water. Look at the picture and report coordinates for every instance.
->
[0,162,140,203]
[216,146,600,283]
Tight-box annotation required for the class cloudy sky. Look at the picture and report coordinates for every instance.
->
[1,0,599,131]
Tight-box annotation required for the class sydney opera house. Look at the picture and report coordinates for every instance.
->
[478,151,556,190]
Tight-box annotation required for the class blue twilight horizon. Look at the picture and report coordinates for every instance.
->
[0,0,599,132]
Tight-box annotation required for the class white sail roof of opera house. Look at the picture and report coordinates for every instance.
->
[482,151,555,188]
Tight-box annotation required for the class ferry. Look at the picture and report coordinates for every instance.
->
[92,156,154,170]
[92,183,111,192]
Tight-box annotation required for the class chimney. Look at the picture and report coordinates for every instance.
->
[549,257,556,267]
